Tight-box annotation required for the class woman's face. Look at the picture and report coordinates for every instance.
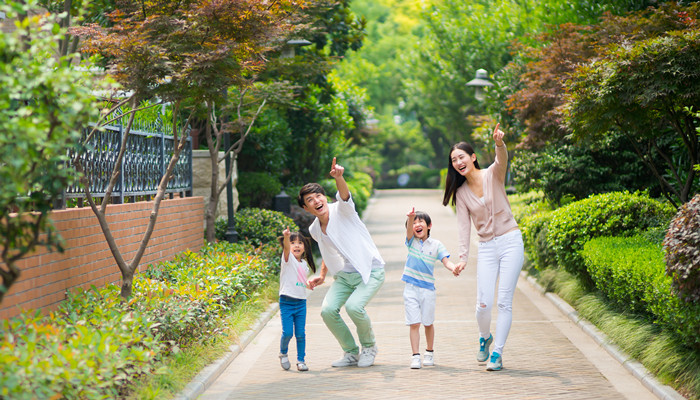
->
[450,148,477,177]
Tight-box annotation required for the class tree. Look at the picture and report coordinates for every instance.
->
[0,0,101,303]
[565,28,700,206]
[505,2,700,150]
[76,0,306,298]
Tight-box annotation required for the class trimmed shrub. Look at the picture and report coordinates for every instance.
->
[581,236,664,314]
[581,235,700,350]
[235,208,296,247]
[521,210,556,270]
[237,171,283,209]
[663,194,700,303]
[547,191,674,280]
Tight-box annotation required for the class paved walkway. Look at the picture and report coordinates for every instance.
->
[198,189,660,400]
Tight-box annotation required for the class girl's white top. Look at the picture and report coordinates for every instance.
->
[279,254,310,299]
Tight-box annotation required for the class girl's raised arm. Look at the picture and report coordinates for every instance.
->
[282,227,291,263]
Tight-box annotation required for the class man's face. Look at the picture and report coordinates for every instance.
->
[302,192,329,218]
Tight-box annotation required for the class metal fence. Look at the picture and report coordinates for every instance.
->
[57,107,193,208]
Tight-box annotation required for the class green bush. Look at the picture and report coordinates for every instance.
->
[0,242,274,399]
[521,210,557,270]
[235,208,296,247]
[581,235,700,350]
[663,194,700,303]
[377,164,441,189]
[237,171,283,209]
[0,287,165,399]
[546,191,674,279]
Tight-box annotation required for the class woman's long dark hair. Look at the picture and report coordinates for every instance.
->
[279,231,317,273]
[442,142,480,206]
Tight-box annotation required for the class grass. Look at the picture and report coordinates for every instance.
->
[126,278,279,400]
[536,267,700,400]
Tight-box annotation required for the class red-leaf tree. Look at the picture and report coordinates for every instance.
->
[74,0,307,298]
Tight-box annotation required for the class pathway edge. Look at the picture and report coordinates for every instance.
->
[173,302,279,400]
[524,273,686,400]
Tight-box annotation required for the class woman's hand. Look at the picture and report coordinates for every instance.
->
[493,123,505,147]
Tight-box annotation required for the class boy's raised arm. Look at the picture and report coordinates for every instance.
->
[330,157,350,201]
[406,207,415,241]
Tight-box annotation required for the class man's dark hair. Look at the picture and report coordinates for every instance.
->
[297,183,326,207]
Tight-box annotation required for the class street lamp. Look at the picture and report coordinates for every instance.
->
[281,39,312,59]
[466,68,494,102]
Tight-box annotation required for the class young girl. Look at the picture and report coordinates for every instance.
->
[278,227,316,371]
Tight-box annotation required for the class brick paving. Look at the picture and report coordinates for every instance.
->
[199,189,658,400]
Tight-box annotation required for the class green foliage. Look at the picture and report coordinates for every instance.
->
[378,164,441,189]
[581,235,700,350]
[234,208,296,247]
[521,210,557,270]
[0,287,165,399]
[0,0,102,298]
[511,134,660,206]
[663,194,700,303]
[0,242,273,399]
[565,25,700,205]
[237,172,283,209]
[547,192,675,279]
[236,108,291,176]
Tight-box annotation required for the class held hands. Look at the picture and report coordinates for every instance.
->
[493,123,505,147]
[307,276,325,290]
[454,261,467,276]
[330,157,344,179]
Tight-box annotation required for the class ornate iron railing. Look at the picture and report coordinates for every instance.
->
[58,107,192,208]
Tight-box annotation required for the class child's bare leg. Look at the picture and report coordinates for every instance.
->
[409,323,421,354]
[425,324,434,351]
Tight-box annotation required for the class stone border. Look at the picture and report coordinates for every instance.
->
[524,273,686,400]
[173,302,280,400]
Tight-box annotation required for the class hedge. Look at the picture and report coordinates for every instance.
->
[545,191,674,280]
[581,235,700,350]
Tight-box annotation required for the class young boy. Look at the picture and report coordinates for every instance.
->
[300,157,385,368]
[403,208,459,369]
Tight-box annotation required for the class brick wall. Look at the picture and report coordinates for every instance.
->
[0,197,204,320]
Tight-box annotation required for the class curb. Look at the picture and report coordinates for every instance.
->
[173,302,280,400]
[524,273,686,400]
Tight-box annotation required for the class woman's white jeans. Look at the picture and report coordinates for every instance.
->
[475,229,524,356]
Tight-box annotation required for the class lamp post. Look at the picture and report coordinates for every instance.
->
[466,68,494,102]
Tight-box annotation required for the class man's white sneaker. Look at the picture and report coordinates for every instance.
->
[423,351,434,366]
[357,345,378,367]
[331,352,359,367]
[410,354,422,369]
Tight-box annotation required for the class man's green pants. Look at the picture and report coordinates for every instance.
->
[320,269,385,354]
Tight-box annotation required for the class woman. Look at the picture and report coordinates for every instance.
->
[443,123,524,371]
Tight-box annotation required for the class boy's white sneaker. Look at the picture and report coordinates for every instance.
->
[410,354,422,369]
[423,351,434,366]
[331,352,359,367]
[357,345,378,367]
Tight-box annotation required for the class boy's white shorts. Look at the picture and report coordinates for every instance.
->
[403,282,436,326]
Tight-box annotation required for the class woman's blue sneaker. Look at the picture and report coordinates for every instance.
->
[486,352,502,371]
[477,334,493,362]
